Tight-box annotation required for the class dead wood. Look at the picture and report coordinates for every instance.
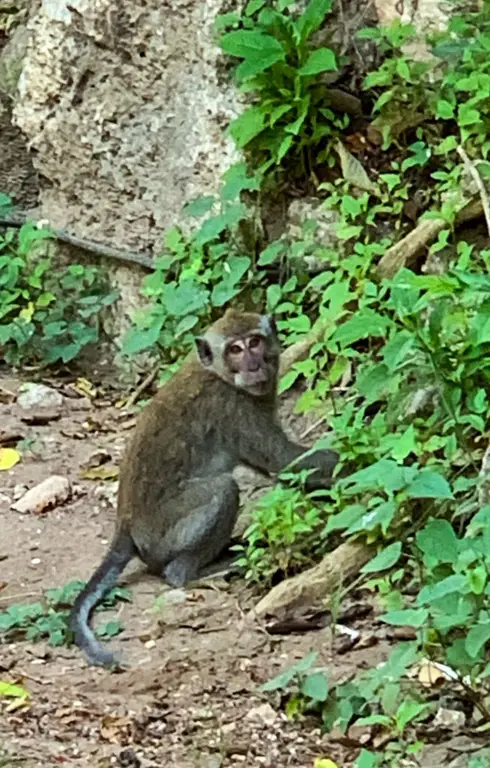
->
[253,540,375,618]
[279,320,329,376]
[376,197,484,280]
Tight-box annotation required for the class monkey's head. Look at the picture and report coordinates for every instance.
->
[195,310,280,396]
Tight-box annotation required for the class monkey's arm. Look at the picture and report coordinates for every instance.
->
[237,414,338,490]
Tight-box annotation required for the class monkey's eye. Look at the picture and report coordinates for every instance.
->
[229,343,242,355]
[248,335,262,349]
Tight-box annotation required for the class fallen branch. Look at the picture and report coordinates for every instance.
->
[0,214,155,271]
[125,361,161,409]
[456,146,490,237]
[279,319,329,376]
[252,540,375,618]
[376,197,484,280]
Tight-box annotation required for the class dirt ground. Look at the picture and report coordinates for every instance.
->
[0,369,393,768]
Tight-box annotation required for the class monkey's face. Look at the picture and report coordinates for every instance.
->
[225,332,278,395]
[196,314,280,397]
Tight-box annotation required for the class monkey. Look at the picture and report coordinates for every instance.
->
[69,309,339,667]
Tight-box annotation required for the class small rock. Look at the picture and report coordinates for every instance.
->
[18,383,64,411]
[117,748,141,768]
[30,557,41,565]
[81,449,111,470]
[20,409,61,425]
[144,639,156,649]
[245,702,277,727]
[201,755,222,768]
[164,588,188,604]
[11,475,72,514]
[348,723,373,744]
[433,707,466,730]
[0,493,10,506]
[13,484,28,500]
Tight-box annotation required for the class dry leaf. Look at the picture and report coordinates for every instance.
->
[99,714,132,743]
[336,140,377,193]
[74,377,97,399]
[417,659,457,686]
[0,448,21,471]
[80,465,119,481]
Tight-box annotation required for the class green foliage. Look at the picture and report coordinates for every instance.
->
[260,643,430,757]
[360,3,490,162]
[218,0,343,178]
[121,163,262,370]
[0,220,118,366]
[235,485,326,583]
[0,581,130,647]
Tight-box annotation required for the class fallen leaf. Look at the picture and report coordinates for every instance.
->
[74,377,97,399]
[80,465,119,481]
[100,714,133,743]
[0,448,21,471]
[314,760,339,768]
[0,680,30,699]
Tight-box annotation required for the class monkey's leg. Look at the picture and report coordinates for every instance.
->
[145,474,240,588]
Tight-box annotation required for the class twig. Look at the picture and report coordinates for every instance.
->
[300,417,326,440]
[0,214,155,270]
[0,590,41,603]
[456,146,490,236]
[125,361,161,409]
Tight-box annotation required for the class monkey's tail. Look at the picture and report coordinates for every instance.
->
[69,530,136,668]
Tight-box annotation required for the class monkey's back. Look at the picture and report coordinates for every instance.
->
[116,357,275,533]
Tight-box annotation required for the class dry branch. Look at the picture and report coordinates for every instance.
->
[279,319,329,376]
[253,541,375,618]
[376,197,484,280]
[0,214,155,270]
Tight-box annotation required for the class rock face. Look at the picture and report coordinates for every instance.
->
[13,0,240,254]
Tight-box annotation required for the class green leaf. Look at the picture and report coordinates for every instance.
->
[258,241,285,266]
[380,608,428,627]
[354,751,377,768]
[391,425,417,462]
[407,470,453,500]
[416,519,459,565]
[417,574,467,605]
[346,500,397,536]
[121,324,162,355]
[436,99,455,119]
[298,47,337,75]
[301,671,329,701]
[259,651,318,691]
[356,363,390,402]
[395,700,430,731]
[295,0,333,44]
[466,622,490,659]
[228,106,266,148]
[0,681,29,699]
[182,195,215,217]
[220,30,285,78]
[332,309,391,346]
[361,542,402,574]
[221,162,260,201]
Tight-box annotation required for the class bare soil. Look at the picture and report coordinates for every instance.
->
[0,371,390,768]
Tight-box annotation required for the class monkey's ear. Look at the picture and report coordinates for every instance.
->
[195,337,213,367]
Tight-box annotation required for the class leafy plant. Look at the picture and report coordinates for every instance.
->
[218,0,343,179]
[235,484,327,583]
[0,218,118,366]
[0,581,130,647]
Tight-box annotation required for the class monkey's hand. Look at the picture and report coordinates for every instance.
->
[294,448,340,492]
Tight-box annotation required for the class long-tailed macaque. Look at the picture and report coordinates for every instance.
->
[70,310,339,667]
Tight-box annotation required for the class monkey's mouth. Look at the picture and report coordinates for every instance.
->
[235,371,272,394]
